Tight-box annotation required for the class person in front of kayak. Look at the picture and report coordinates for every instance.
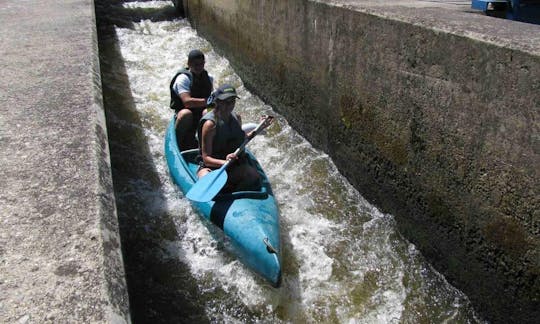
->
[170,49,214,149]
[196,84,260,191]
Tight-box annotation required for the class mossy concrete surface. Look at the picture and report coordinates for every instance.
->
[182,0,539,322]
[0,0,129,322]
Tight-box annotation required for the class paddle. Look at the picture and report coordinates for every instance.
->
[186,115,274,202]
[241,122,268,136]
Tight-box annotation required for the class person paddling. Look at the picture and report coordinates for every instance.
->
[196,84,262,192]
[170,49,214,149]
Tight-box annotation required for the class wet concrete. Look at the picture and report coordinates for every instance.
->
[182,0,540,323]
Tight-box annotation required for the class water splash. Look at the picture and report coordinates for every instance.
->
[101,1,485,322]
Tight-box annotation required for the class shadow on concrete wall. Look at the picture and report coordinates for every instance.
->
[95,1,209,323]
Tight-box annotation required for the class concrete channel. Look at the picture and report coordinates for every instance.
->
[0,0,538,323]
[180,0,539,323]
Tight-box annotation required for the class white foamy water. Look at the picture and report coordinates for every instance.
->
[104,1,485,322]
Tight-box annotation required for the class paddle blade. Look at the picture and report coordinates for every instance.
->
[186,168,228,202]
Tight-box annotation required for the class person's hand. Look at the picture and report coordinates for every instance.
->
[226,153,238,162]
[246,115,274,138]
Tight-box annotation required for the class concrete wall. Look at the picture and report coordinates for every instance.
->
[182,0,539,322]
[0,0,130,322]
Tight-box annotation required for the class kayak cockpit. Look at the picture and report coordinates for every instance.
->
[180,148,270,201]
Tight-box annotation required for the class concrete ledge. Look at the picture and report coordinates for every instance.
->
[183,0,539,322]
[0,0,129,322]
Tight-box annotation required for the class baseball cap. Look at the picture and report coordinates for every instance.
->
[213,84,240,101]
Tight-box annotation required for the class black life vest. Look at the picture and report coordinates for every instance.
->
[197,111,244,160]
[169,68,212,110]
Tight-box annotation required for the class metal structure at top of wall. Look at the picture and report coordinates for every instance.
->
[472,0,540,23]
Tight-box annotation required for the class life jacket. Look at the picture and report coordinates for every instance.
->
[197,111,244,160]
[169,68,212,110]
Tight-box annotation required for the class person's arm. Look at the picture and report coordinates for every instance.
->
[174,74,207,109]
[180,92,207,109]
[200,120,233,168]
[236,113,243,127]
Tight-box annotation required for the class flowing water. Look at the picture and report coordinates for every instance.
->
[96,1,485,323]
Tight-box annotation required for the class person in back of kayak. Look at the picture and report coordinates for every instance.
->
[170,49,214,149]
[196,84,260,191]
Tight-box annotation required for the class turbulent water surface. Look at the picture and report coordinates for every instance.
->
[96,1,485,323]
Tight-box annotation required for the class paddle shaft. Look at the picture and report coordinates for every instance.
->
[204,117,268,171]
[229,119,265,159]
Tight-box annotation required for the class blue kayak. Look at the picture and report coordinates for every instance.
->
[164,117,282,287]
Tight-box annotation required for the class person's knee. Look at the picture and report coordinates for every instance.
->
[248,167,260,182]
[197,167,211,178]
[176,109,193,126]
[240,166,261,190]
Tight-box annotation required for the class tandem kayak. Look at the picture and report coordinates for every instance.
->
[164,117,282,287]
